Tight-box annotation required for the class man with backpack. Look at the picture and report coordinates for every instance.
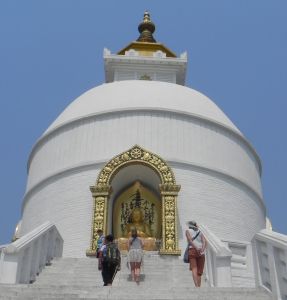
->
[98,234,121,286]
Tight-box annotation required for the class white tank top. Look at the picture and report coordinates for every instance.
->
[187,228,203,249]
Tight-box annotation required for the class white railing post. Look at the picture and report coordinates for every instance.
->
[54,237,63,258]
[252,239,262,287]
[215,255,233,287]
[252,229,287,300]
[29,240,40,282]
[205,247,215,286]
[200,225,232,287]
[47,229,56,264]
[39,233,48,272]
[0,252,19,284]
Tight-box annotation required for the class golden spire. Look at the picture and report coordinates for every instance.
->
[137,11,156,43]
[117,11,177,58]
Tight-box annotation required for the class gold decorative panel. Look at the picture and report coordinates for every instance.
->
[86,185,111,256]
[159,184,181,255]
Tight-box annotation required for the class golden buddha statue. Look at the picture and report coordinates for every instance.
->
[125,207,151,238]
[115,182,158,251]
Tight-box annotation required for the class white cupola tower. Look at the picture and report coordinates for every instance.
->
[104,11,187,85]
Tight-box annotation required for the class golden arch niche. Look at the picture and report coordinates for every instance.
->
[86,145,181,256]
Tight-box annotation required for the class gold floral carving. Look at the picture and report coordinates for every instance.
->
[87,145,181,256]
[160,195,181,255]
[97,145,176,185]
[86,193,109,256]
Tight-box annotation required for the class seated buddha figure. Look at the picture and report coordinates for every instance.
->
[125,207,151,238]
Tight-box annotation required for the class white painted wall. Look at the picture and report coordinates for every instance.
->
[104,52,186,85]
[26,111,261,197]
[174,164,265,246]
[21,168,97,257]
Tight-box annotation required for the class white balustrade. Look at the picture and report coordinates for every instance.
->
[200,225,233,287]
[226,240,255,287]
[252,229,287,300]
[0,221,63,284]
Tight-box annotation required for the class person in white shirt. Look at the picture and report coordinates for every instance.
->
[185,220,207,287]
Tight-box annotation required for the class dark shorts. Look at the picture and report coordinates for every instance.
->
[188,248,205,276]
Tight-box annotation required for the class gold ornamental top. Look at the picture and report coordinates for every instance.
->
[137,11,156,43]
[117,11,177,58]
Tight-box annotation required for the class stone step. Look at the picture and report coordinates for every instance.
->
[0,295,81,300]
[0,286,271,300]
[0,257,272,300]
[0,288,271,300]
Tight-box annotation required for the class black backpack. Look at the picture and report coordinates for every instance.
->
[104,243,121,265]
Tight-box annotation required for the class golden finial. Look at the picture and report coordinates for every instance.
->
[137,11,156,43]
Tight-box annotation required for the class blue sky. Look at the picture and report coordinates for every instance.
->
[0,0,286,244]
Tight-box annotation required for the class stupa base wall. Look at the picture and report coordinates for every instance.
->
[21,162,265,258]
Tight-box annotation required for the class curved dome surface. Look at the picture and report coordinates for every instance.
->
[45,80,241,135]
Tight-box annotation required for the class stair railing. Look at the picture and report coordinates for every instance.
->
[200,225,232,287]
[252,229,287,300]
[0,221,63,284]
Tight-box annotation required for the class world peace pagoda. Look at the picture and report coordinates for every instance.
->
[0,12,286,300]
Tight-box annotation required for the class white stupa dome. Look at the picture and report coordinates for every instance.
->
[45,80,241,136]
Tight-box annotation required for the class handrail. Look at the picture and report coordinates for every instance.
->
[200,225,232,287]
[252,229,287,300]
[0,222,63,284]
[0,244,8,251]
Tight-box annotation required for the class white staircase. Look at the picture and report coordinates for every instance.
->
[0,253,272,300]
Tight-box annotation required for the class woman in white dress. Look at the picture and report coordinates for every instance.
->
[127,228,144,284]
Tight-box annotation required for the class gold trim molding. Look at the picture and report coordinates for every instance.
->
[86,145,181,256]
[97,144,176,185]
[117,41,177,58]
